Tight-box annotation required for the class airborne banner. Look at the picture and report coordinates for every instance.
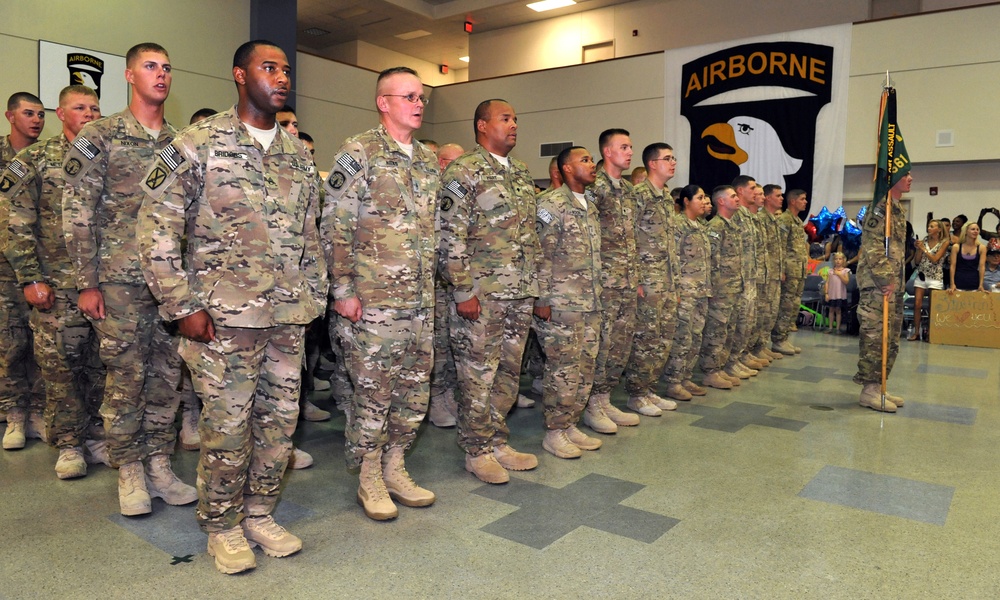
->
[665,24,851,213]
[39,40,128,115]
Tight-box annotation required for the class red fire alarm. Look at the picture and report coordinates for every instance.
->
[440,64,449,75]
[464,21,473,33]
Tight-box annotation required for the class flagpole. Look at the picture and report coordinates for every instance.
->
[880,74,893,413]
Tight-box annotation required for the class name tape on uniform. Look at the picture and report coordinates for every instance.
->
[211,150,248,160]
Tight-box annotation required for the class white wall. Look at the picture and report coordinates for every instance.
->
[0,0,249,136]
[427,53,664,182]
[470,0,869,80]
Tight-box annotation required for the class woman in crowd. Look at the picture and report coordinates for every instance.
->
[949,221,987,292]
[908,219,950,340]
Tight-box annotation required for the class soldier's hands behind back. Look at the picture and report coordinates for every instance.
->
[533,305,551,321]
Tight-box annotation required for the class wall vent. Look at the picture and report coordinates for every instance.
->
[540,141,573,157]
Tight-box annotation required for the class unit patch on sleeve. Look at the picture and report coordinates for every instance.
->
[537,208,555,225]
[327,171,346,190]
[145,165,168,190]
[64,158,82,176]
[0,175,14,193]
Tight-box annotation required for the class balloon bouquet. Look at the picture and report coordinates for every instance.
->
[802,205,863,327]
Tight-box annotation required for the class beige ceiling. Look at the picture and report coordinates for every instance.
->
[297,0,633,69]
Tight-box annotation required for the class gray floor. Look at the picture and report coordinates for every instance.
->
[2,329,999,599]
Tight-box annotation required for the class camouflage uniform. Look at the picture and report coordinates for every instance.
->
[772,210,809,345]
[751,209,783,355]
[0,136,45,419]
[854,197,906,385]
[2,134,105,448]
[429,276,457,401]
[438,146,538,456]
[321,124,439,469]
[698,212,743,372]
[664,213,712,384]
[589,170,640,396]
[623,181,679,397]
[728,207,758,363]
[534,184,602,430]
[137,107,327,532]
[62,110,184,467]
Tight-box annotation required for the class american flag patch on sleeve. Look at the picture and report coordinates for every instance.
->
[537,208,554,225]
[6,160,26,179]
[158,146,185,171]
[73,137,101,160]
[336,152,362,177]
[445,180,468,199]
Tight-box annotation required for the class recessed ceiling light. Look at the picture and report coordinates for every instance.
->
[527,0,576,12]
[395,30,432,40]
[459,56,470,63]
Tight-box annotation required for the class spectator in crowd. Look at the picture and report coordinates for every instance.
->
[909,219,950,340]
[949,221,986,292]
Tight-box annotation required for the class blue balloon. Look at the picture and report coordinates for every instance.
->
[856,205,867,223]
[841,219,863,253]
[809,206,837,238]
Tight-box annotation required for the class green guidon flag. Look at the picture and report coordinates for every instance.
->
[871,87,911,210]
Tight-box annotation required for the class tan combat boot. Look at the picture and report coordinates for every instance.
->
[583,395,617,434]
[596,392,640,427]
[179,404,200,451]
[55,447,87,480]
[566,426,602,451]
[288,446,314,469]
[721,370,742,386]
[208,527,256,574]
[542,429,582,459]
[664,382,694,401]
[357,450,398,520]
[466,452,510,484]
[382,447,435,507]
[428,389,458,427]
[703,370,734,390]
[242,515,302,557]
[118,461,152,516]
[723,364,751,380]
[885,391,904,407]
[681,380,708,396]
[646,393,677,411]
[737,360,759,376]
[493,444,538,471]
[627,395,662,417]
[145,455,198,505]
[772,341,796,355]
[2,407,26,450]
[302,399,331,422]
[859,384,897,412]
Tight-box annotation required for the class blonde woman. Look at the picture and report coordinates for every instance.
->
[908,219,950,340]
[949,222,987,292]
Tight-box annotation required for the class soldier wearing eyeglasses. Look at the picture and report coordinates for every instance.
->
[321,66,439,521]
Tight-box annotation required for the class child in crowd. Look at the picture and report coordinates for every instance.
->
[824,252,850,334]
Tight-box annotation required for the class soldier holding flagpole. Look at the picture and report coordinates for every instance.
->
[854,82,912,413]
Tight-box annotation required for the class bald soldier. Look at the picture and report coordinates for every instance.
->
[322,67,439,521]
[2,85,107,477]
[439,99,539,484]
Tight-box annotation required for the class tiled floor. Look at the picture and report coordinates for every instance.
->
[2,329,999,599]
